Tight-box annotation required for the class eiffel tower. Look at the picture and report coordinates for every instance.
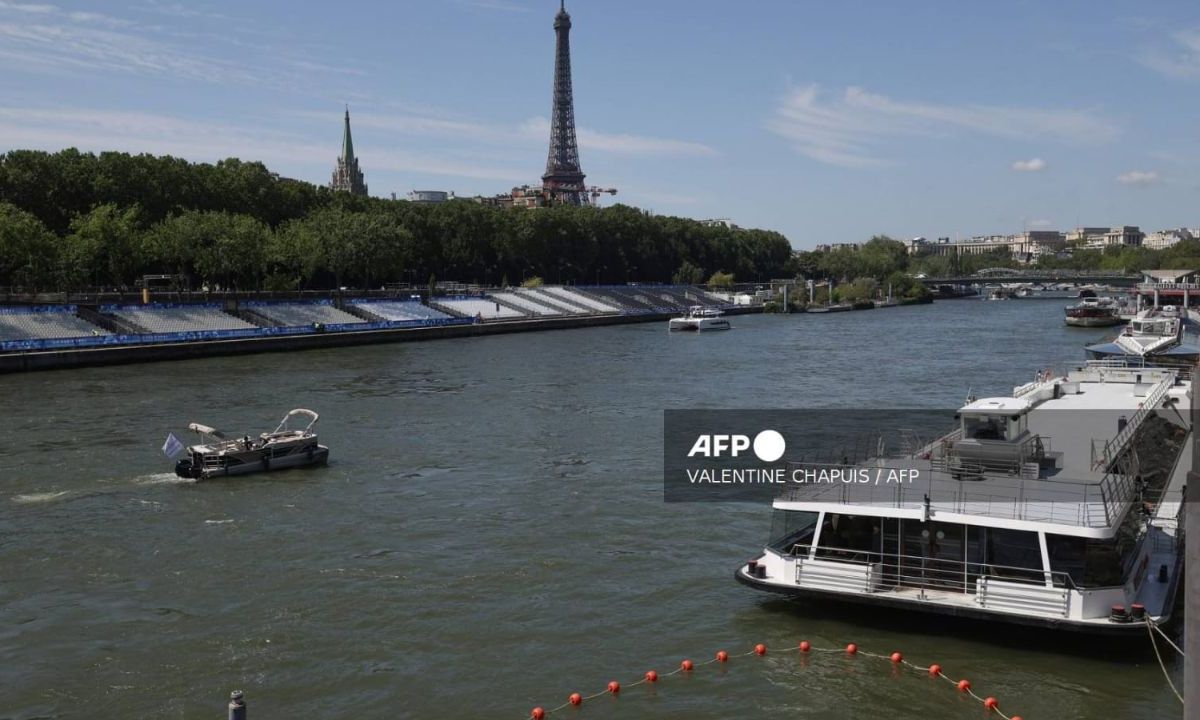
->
[542,1,587,206]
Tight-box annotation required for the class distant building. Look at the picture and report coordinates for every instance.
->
[1144,228,1192,250]
[1065,226,1141,249]
[474,185,553,209]
[408,190,454,204]
[813,242,861,253]
[329,107,368,196]
[906,231,1064,263]
[699,218,739,229]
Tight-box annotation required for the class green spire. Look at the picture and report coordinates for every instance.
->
[341,105,355,165]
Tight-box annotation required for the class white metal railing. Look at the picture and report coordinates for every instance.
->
[1091,375,1173,471]
[1136,282,1200,291]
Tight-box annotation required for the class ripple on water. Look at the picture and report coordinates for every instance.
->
[11,490,71,504]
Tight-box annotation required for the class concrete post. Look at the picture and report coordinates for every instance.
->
[228,690,246,720]
[1187,379,1198,720]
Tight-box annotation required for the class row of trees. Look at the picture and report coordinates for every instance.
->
[0,149,794,292]
[790,234,1200,285]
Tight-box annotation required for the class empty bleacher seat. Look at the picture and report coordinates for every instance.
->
[540,286,620,313]
[517,289,589,315]
[0,306,109,341]
[246,302,365,327]
[106,305,256,334]
[349,300,453,322]
[491,292,561,316]
[436,298,523,320]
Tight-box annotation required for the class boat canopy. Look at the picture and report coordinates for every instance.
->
[187,423,225,439]
[274,408,319,433]
[958,397,1032,416]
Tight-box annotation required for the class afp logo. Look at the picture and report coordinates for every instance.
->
[687,430,786,462]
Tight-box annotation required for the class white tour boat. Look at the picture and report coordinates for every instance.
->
[668,306,731,331]
[737,362,1189,633]
[174,409,330,480]
[1086,306,1200,365]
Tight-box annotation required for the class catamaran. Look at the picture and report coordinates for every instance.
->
[737,362,1189,633]
[668,306,731,331]
[174,409,329,480]
[1086,306,1200,365]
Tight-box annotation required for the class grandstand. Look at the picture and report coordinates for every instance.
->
[246,302,365,328]
[103,304,255,333]
[515,289,589,315]
[491,292,562,316]
[539,286,620,313]
[350,300,454,322]
[0,306,108,341]
[434,297,524,320]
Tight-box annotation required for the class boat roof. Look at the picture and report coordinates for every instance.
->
[959,397,1031,414]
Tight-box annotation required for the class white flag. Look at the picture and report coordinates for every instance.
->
[162,432,185,458]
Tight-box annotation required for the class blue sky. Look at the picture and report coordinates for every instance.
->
[1,0,1199,248]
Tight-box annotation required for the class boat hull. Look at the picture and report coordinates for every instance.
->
[734,566,1177,635]
[175,445,329,480]
[1065,315,1124,327]
[668,318,730,331]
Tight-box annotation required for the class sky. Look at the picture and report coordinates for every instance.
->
[1,0,1199,248]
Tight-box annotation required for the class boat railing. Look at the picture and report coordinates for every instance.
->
[780,460,1132,528]
[783,544,1074,615]
[1090,375,1174,471]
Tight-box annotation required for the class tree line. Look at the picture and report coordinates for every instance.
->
[0,149,794,292]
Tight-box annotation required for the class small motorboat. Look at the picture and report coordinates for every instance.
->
[174,409,329,480]
[1064,297,1124,327]
[668,306,731,331]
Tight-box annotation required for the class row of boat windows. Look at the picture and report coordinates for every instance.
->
[768,510,1132,587]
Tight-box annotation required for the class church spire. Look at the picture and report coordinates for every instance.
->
[330,105,367,196]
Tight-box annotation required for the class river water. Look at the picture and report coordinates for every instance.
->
[0,299,1182,719]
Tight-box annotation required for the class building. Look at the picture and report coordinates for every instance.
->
[408,190,454,204]
[330,107,368,196]
[699,218,740,229]
[1065,226,1142,249]
[1144,228,1192,250]
[905,231,1064,263]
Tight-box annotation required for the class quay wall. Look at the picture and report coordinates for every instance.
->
[0,306,763,374]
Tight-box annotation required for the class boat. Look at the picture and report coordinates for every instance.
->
[1064,297,1124,327]
[174,409,329,479]
[736,362,1189,633]
[1015,283,1080,300]
[668,306,731,331]
[985,286,1013,301]
[1085,306,1200,365]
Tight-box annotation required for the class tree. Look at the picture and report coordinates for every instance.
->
[707,270,735,288]
[62,203,143,289]
[0,202,58,289]
[672,260,705,285]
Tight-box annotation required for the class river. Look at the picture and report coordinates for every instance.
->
[0,298,1181,719]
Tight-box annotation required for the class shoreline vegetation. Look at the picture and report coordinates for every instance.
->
[0,149,794,294]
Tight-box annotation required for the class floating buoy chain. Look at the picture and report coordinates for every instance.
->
[527,640,1023,719]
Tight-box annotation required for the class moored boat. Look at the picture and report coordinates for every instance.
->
[736,363,1190,633]
[1064,297,1124,327]
[174,409,329,480]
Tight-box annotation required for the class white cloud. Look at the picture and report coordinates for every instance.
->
[1139,27,1200,78]
[768,84,1118,167]
[1011,157,1046,172]
[1117,170,1159,185]
[519,117,718,157]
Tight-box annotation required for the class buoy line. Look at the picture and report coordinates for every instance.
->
[527,641,1022,719]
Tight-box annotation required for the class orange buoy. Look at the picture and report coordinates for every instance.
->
[531,707,545,720]
[984,697,999,710]
[799,640,811,652]
[569,692,582,706]
[957,679,971,692]
[1011,716,1023,720]
[890,652,903,663]
[645,670,658,683]
[845,643,857,655]
[681,659,694,672]
[607,681,620,694]
[928,664,942,676]
[755,643,767,656]
[716,650,729,662]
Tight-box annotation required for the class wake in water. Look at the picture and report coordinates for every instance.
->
[11,490,71,504]
[131,472,195,486]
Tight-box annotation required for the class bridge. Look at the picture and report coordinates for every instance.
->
[918,269,1141,286]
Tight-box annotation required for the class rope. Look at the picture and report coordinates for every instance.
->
[526,641,1022,719]
[1147,617,1185,658]
[1145,618,1185,705]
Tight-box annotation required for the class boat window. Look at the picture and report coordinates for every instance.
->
[767,510,818,554]
[1046,528,1135,587]
[984,528,1043,581]
[814,513,878,561]
[963,415,1006,440]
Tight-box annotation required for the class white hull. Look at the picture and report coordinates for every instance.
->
[668,317,730,331]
